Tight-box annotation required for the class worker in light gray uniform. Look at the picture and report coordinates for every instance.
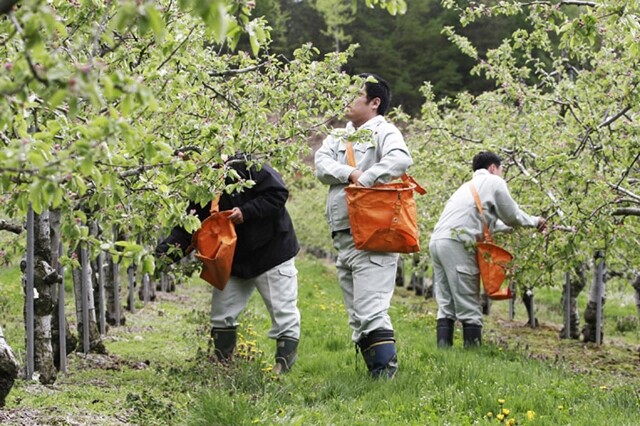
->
[429,151,545,348]
[315,73,413,378]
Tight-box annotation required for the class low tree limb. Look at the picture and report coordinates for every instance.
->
[208,62,268,77]
[598,106,632,129]
[612,208,640,217]
[0,219,23,234]
[520,0,596,7]
[609,183,640,203]
[512,156,566,220]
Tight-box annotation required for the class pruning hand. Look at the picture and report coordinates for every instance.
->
[537,217,547,233]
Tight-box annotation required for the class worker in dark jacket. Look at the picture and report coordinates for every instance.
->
[156,155,301,373]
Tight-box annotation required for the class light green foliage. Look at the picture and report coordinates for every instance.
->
[0,0,362,266]
[407,0,640,290]
[0,0,403,266]
[360,0,408,16]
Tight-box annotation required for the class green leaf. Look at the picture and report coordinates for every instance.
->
[27,149,46,169]
[204,0,228,43]
[138,16,150,37]
[145,4,166,41]
[142,254,155,274]
[28,181,44,214]
[249,33,260,56]
[48,89,68,109]
[143,141,157,159]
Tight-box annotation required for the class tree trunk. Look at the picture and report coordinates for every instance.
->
[49,210,77,370]
[104,250,125,327]
[582,259,606,343]
[72,242,107,354]
[560,264,587,339]
[632,274,640,319]
[28,211,58,384]
[0,326,19,407]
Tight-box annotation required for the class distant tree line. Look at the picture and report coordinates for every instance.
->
[242,0,529,115]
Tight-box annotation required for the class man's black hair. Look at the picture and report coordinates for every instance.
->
[472,151,502,171]
[358,73,391,116]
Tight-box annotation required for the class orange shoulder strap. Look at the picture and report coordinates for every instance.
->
[469,183,492,243]
[209,195,221,214]
[345,141,356,168]
[346,142,426,195]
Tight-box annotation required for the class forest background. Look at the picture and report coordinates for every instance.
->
[242,0,519,115]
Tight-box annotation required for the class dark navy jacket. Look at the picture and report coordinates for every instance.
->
[156,161,299,278]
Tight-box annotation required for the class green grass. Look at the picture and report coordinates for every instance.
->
[0,265,25,351]
[2,255,640,425]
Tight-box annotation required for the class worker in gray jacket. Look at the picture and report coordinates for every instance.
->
[429,151,546,348]
[315,74,413,378]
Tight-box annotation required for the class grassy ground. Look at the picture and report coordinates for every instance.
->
[1,253,639,425]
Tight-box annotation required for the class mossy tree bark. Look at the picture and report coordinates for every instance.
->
[25,211,59,384]
[0,325,19,407]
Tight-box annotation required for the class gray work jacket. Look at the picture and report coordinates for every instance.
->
[430,169,540,244]
[314,115,413,232]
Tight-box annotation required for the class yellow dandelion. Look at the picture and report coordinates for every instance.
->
[506,419,516,426]
[600,385,608,390]
[486,412,494,418]
[496,413,505,421]
[498,399,506,405]
[502,408,510,416]
[558,405,564,410]
[526,410,536,420]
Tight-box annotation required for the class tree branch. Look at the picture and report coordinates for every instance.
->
[615,150,640,188]
[519,0,597,7]
[598,105,631,129]
[156,26,196,71]
[9,11,48,85]
[0,131,11,146]
[0,219,23,234]
[512,156,566,220]
[424,125,483,143]
[608,183,640,203]
[202,82,240,112]
[612,208,640,217]
[208,62,268,77]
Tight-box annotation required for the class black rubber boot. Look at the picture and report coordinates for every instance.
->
[358,329,398,379]
[462,323,482,348]
[211,327,237,362]
[273,337,299,374]
[436,318,455,348]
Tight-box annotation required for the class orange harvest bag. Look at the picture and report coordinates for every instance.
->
[344,142,426,253]
[470,184,513,300]
[192,198,237,290]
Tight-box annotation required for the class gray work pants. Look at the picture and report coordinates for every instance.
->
[430,239,483,326]
[210,257,300,340]
[333,231,399,342]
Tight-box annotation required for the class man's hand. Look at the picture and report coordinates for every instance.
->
[537,217,547,233]
[348,169,364,186]
[227,207,244,224]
